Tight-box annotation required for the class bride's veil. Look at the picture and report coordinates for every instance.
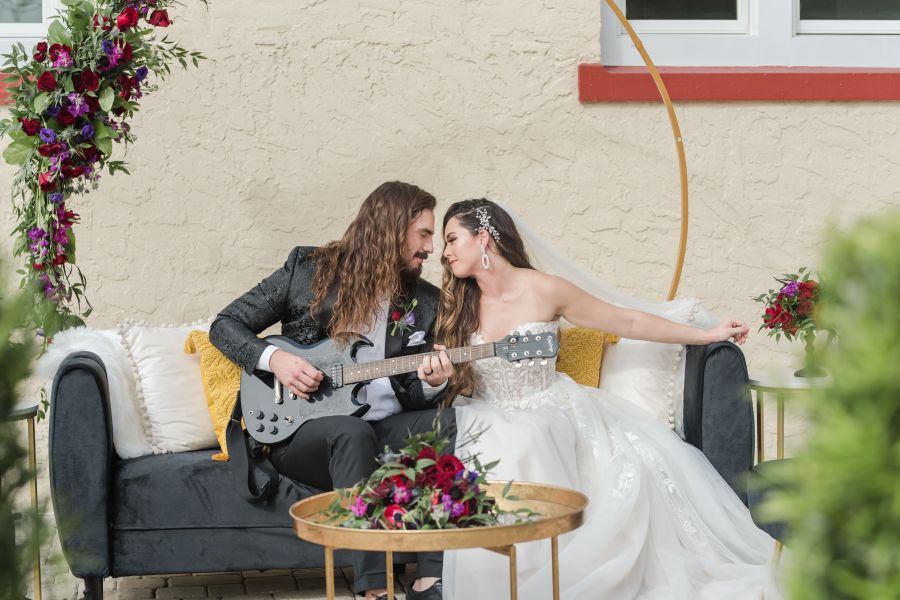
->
[497,202,718,329]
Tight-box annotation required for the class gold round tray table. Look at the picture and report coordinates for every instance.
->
[290,481,588,600]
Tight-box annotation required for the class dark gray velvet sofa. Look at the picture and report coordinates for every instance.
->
[48,341,755,599]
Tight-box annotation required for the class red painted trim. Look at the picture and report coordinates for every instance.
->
[0,80,14,105]
[579,64,900,102]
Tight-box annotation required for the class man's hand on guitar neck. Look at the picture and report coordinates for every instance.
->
[269,349,324,400]
[417,343,453,388]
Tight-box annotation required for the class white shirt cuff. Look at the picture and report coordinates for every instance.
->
[256,345,279,372]
[421,378,448,400]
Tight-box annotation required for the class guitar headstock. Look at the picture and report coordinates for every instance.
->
[494,331,559,365]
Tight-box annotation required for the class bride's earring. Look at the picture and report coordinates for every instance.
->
[481,244,490,270]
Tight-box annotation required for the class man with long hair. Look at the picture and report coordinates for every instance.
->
[210,181,454,600]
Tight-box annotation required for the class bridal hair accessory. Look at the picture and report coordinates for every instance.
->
[481,244,490,270]
[475,206,501,243]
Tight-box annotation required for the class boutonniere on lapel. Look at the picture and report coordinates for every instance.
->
[389,298,418,337]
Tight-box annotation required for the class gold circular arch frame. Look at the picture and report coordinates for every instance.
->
[603,0,689,301]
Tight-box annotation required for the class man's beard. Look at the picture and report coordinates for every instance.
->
[400,252,428,284]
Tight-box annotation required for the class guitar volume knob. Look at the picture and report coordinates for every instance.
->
[270,426,278,435]
[270,413,278,422]
[255,411,265,420]
[255,423,265,432]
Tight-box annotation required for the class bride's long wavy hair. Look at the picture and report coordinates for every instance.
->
[437,199,534,401]
[311,181,436,344]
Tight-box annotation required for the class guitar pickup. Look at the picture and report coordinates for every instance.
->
[330,365,344,388]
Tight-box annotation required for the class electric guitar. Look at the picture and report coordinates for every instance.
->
[240,331,559,444]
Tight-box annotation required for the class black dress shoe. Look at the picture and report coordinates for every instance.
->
[406,579,443,600]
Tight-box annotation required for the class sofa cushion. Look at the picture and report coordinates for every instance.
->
[111,450,322,531]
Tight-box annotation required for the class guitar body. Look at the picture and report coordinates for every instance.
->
[239,335,371,444]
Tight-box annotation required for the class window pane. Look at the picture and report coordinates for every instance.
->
[801,0,900,20]
[626,0,737,20]
[0,0,42,23]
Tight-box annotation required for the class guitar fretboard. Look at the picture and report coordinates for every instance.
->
[342,343,496,384]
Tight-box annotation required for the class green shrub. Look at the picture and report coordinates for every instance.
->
[764,213,900,599]
[0,272,36,598]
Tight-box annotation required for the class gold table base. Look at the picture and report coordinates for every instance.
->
[291,481,588,600]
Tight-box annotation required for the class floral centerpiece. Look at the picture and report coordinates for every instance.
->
[326,425,535,530]
[1,0,205,341]
[753,267,827,377]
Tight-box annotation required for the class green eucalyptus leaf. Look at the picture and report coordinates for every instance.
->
[93,120,112,140]
[98,86,114,112]
[47,21,71,46]
[3,137,35,165]
[95,136,112,157]
[33,92,50,114]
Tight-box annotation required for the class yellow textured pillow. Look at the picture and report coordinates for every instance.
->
[184,330,242,461]
[555,327,619,388]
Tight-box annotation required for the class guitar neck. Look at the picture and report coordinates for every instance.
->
[341,343,495,385]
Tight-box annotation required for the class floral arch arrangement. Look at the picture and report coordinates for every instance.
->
[1,0,205,339]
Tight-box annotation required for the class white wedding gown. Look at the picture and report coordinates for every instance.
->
[444,321,782,600]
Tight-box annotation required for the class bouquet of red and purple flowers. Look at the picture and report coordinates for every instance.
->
[326,424,535,530]
[753,267,820,342]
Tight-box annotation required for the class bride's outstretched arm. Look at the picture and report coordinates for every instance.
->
[543,274,749,345]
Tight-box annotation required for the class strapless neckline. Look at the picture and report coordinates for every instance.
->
[472,320,559,344]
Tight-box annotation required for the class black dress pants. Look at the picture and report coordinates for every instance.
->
[270,408,457,594]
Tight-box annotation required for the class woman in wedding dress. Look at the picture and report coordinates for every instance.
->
[435,199,781,600]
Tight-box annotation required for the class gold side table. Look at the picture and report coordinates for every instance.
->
[750,369,829,463]
[290,481,588,600]
[4,401,42,600]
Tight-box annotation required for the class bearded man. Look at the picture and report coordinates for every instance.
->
[210,181,454,600]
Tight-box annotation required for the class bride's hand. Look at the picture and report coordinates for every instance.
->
[708,319,750,345]
[418,343,453,386]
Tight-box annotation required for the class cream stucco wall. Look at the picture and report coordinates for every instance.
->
[3,2,900,591]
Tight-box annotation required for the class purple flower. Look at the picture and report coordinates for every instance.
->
[27,227,46,241]
[46,105,60,117]
[67,93,90,117]
[393,487,411,503]
[101,40,114,55]
[136,66,149,81]
[49,192,64,203]
[441,493,453,511]
[466,470,479,484]
[782,281,801,297]
[81,123,95,139]
[39,128,56,143]
[351,496,367,517]
[52,50,72,69]
[450,502,466,518]
[402,311,416,326]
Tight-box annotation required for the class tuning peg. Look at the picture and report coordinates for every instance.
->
[515,362,523,369]
[540,359,548,366]
[528,359,535,367]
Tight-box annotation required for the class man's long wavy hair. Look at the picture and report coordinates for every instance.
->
[311,182,436,343]
[437,199,534,401]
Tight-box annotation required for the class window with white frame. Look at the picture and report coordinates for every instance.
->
[601,0,900,67]
[0,0,60,60]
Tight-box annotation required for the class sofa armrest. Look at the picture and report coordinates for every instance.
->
[49,351,113,578]
[683,342,753,505]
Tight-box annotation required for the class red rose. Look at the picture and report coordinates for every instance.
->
[19,118,41,135]
[436,454,464,477]
[55,110,75,126]
[797,300,814,317]
[114,39,133,63]
[763,306,780,329]
[36,41,47,53]
[37,71,56,92]
[383,504,407,529]
[32,263,45,271]
[85,95,101,114]
[432,470,454,493]
[38,143,63,157]
[116,7,139,30]
[148,9,171,27]
[416,446,437,461]
[799,280,817,300]
[53,254,68,266]
[81,145,99,161]
[389,474,411,488]
[61,165,85,179]
[390,310,402,322]
[38,172,56,192]
[33,52,46,62]
[81,69,100,92]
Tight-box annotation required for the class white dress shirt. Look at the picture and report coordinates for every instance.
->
[256,301,446,421]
